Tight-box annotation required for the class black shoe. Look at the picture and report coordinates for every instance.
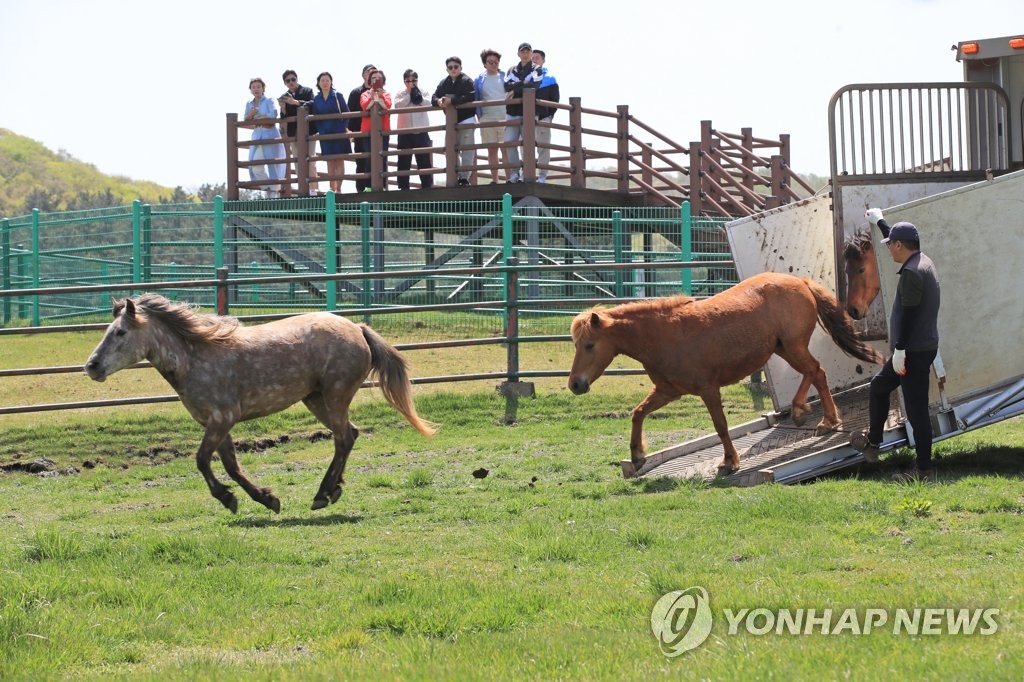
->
[850,431,881,462]
[458,177,470,187]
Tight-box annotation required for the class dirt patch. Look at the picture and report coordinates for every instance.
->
[0,430,334,475]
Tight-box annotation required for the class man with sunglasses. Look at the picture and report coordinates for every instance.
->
[278,70,318,196]
[431,56,477,187]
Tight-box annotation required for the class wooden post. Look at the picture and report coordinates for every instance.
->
[642,144,653,189]
[741,127,754,195]
[370,105,384,192]
[522,88,537,182]
[768,155,784,209]
[226,113,240,200]
[569,97,584,188]
[296,106,309,196]
[689,141,702,217]
[444,105,458,188]
[700,121,718,210]
[617,105,630,193]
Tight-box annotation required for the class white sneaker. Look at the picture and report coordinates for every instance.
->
[537,175,546,184]
[508,172,521,183]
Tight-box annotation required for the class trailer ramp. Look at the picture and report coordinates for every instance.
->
[625,385,899,486]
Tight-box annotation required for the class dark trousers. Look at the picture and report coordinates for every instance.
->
[396,132,433,190]
[867,349,938,468]
[354,137,370,191]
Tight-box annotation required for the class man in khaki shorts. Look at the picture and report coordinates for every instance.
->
[474,48,507,184]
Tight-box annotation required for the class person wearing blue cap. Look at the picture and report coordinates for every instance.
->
[851,208,941,480]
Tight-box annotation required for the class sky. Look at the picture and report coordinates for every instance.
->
[1,0,1019,190]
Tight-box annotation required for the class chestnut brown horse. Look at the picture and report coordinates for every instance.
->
[85,294,436,513]
[568,272,882,472]
[843,228,881,320]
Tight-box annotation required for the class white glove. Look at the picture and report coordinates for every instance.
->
[865,208,883,226]
[892,348,907,376]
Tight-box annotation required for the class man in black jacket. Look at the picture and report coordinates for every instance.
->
[502,42,536,182]
[348,64,375,192]
[279,70,318,195]
[431,56,477,186]
[851,208,941,480]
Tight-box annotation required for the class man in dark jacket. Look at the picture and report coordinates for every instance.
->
[502,42,537,182]
[348,64,375,192]
[851,209,941,480]
[431,56,477,186]
[279,70,318,195]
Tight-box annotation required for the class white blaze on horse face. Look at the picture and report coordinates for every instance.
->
[85,316,145,381]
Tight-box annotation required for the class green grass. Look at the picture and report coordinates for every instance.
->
[1,378,1023,680]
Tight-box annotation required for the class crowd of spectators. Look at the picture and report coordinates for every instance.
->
[242,43,559,195]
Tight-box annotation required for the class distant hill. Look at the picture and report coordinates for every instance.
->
[0,129,180,218]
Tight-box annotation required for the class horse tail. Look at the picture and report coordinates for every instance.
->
[360,325,438,436]
[804,278,884,365]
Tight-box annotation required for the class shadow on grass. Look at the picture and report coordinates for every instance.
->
[821,444,1024,485]
[229,512,364,528]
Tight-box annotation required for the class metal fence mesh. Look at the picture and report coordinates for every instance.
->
[2,198,737,332]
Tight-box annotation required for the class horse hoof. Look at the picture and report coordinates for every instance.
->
[219,492,239,514]
[791,405,809,427]
[310,497,329,511]
[716,462,738,475]
[815,422,841,436]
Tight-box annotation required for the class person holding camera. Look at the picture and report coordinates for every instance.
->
[278,70,319,196]
[393,69,434,190]
[432,56,477,187]
[359,68,392,191]
[348,64,376,192]
[502,42,536,183]
[526,49,559,184]
[310,71,351,194]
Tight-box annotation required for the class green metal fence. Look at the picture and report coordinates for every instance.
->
[1,196,737,332]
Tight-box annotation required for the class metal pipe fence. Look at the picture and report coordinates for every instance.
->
[0,258,734,416]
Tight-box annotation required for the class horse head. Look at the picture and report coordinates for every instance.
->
[843,229,881,320]
[84,298,148,382]
[568,310,618,395]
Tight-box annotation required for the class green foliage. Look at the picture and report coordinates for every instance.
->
[0,128,229,218]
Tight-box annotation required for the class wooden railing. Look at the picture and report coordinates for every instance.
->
[227,90,812,216]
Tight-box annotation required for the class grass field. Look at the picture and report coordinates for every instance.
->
[1,327,1023,680]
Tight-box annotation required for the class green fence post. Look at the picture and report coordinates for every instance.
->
[131,200,142,291]
[142,203,153,284]
[214,195,225,270]
[612,210,624,297]
[680,200,692,295]
[325,190,337,310]
[502,193,513,331]
[31,208,40,327]
[360,201,371,321]
[1,218,9,324]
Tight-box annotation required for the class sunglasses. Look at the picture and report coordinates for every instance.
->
[446,64,460,70]
[405,78,418,83]
[284,77,297,83]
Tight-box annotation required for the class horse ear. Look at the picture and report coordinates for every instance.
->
[123,299,136,319]
[590,311,603,328]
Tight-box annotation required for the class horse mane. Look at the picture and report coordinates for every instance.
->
[843,228,873,260]
[120,294,240,346]
[572,295,695,340]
